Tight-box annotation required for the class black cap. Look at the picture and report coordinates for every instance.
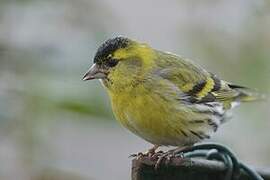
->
[94,36,130,64]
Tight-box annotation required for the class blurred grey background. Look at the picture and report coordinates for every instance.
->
[0,0,269,179]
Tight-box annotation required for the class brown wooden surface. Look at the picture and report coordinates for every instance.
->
[131,156,270,180]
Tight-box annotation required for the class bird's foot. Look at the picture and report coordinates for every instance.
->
[129,145,160,159]
[154,146,188,170]
[129,152,145,159]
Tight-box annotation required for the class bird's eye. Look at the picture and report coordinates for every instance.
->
[107,58,119,67]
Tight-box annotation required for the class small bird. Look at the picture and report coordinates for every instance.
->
[83,36,261,157]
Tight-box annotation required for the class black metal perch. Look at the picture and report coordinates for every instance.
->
[131,143,270,180]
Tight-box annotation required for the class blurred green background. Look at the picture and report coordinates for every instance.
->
[0,0,269,179]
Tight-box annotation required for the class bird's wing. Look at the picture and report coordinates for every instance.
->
[154,50,258,107]
[155,51,218,102]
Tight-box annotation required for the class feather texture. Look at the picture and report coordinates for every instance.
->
[88,37,262,147]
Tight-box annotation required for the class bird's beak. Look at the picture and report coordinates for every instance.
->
[82,63,106,81]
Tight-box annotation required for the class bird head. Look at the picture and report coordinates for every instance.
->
[83,36,156,90]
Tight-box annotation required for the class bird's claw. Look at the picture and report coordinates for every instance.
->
[130,146,187,170]
[154,150,185,170]
[129,151,159,159]
[129,152,144,159]
[154,152,171,170]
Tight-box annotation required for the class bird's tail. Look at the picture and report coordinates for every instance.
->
[228,84,266,102]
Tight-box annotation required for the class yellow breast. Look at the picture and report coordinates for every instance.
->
[107,84,189,146]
